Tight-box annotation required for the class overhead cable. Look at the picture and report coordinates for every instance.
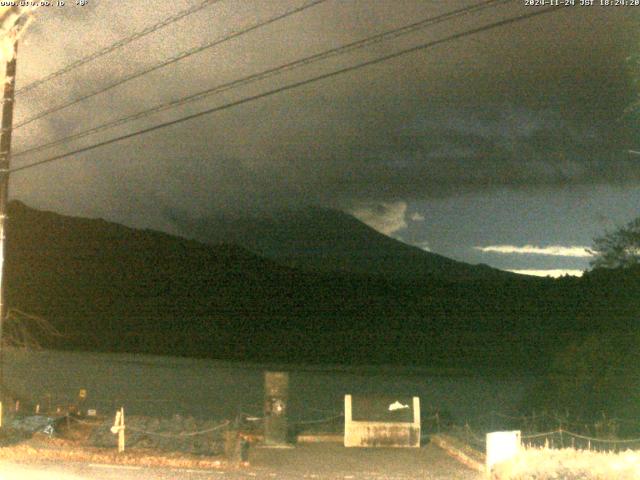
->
[13,0,510,158]
[15,0,224,96]
[12,0,330,130]
[10,5,568,174]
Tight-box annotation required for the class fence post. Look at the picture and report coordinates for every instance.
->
[111,407,126,453]
[486,431,521,476]
[118,407,125,453]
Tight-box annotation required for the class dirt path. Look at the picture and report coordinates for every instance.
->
[248,442,482,479]
[0,443,481,479]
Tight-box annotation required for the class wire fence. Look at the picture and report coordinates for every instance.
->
[126,420,230,438]
[8,387,640,433]
[6,381,640,457]
[448,410,640,455]
[521,429,640,453]
[460,410,640,431]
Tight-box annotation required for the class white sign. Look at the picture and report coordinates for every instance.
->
[388,401,409,411]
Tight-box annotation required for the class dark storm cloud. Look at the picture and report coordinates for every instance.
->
[5,0,639,231]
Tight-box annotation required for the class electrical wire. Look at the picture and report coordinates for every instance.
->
[15,0,224,96]
[10,5,568,174]
[12,0,330,130]
[12,0,511,159]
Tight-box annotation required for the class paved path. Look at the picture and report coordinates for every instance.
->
[0,443,481,479]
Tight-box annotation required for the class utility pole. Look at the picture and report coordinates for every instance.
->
[0,39,17,427]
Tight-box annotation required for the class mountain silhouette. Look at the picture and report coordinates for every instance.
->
[173,206,513,281]
[2,201,637,373]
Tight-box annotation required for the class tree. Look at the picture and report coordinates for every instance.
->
[523,331,640,427]
[589,217,640,270]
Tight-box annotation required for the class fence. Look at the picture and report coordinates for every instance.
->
[521,429,640,452]
[6,398,640,463]
[6,347,640,458]
[2,393,352,457]
[449,410,640,454]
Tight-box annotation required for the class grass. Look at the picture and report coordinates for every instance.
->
[0,433,227,469]
[491,446,640,480]
[0,414,232,470]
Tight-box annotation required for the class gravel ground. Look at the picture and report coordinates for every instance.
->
[0,442,481,480]
[246,442,482,480]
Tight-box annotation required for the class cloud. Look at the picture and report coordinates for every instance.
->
[475,245,592,257]
[350,201,408,235]
[416,241,431,252]
[508,269,584,278]
[8,1,637,234]
[410,212,425,222]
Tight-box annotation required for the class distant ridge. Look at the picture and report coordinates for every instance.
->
[2,201,638,373]
[174,206,514,281]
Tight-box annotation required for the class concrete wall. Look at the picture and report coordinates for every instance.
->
[344,395,420,447]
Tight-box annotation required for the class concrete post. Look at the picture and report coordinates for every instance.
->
[264,371,289,446]
[486,430,521,475]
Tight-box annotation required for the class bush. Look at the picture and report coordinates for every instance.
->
[522,330,640,430]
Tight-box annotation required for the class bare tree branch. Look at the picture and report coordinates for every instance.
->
[3,308,63,350]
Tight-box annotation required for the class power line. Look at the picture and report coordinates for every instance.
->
[13,0,510,158]
[10,5,568,175]
[15,0,224,97]
[12,0,329,130]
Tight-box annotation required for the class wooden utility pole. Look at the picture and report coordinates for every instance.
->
[0,40,17,427]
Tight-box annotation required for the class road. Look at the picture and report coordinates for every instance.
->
[0,443,481,479]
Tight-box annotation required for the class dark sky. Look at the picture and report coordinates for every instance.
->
[7,0,640,276]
